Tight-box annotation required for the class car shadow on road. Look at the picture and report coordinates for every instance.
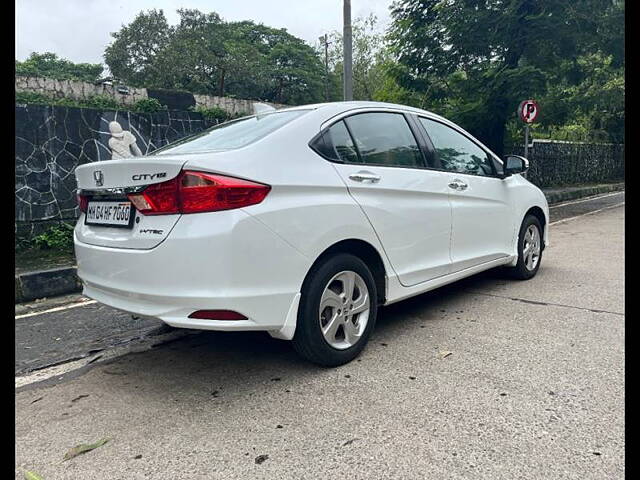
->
[80,267,510,409]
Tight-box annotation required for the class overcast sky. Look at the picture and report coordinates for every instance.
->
[16,0,394,64]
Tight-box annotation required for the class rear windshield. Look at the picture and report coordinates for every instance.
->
[152,109,309,155]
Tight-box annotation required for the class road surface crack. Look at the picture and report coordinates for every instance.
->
[465,290,624,316]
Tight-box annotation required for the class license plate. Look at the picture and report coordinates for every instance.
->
[85,201,135,228]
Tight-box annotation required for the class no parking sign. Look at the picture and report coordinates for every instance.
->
[518,99,538,160]
[518,99,539,124]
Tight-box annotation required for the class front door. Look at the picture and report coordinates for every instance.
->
[418,117,514,273]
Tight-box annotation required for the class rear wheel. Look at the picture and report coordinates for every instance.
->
[292,253,377,367]
[507,214,543,280]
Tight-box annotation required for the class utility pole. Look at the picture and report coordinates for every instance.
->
[343,0,353,101]
[319,34,331,102]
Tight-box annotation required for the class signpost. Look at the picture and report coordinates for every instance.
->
[518,99,539,159]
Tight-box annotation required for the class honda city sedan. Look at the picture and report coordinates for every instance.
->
[74,101,549,366]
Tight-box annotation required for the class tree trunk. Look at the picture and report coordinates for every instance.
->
[218,69,225,97]
[484,86,511,158]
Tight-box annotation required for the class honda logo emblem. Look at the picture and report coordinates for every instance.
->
[94,170,104,186]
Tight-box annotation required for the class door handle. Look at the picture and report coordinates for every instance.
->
[448,179,468,191]
[349,172,381,183]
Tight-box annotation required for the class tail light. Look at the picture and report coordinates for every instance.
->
[127,171,271,216]
[76,193,88,213]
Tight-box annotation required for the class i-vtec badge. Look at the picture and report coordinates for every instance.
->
[132,172,167,181]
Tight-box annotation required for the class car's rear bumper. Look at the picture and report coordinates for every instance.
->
[75,209,309,336]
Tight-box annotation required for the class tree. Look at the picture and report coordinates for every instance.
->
[325,14,390,101]
[104,9,325,104]
[104,9,173,87]
[387,0,624,155]
[261,27,325,104]
[16,52,104,82]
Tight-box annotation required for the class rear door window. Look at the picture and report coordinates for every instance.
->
[344,113,424,168]
[310,121,359,163]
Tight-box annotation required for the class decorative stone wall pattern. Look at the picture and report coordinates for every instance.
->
[16,76,285,111]
[15,104,211,239]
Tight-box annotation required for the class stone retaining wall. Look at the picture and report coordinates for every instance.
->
[16,76,285,113]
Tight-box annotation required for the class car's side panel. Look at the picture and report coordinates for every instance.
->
[385,255,516,306]
[448,175,514,272]
[503,175,550,265]
[331,163,453,286]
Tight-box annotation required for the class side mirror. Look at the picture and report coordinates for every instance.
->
[503,155,529,177]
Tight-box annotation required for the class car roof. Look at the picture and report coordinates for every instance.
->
[277,101,448,122]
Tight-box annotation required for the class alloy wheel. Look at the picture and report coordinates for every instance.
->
[523,224,541,271]
[318,271,370,350]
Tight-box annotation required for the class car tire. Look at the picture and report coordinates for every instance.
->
[507,214,544,280]
[292,253,378,367]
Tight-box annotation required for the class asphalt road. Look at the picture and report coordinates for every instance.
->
[14,190,625,377]
[15,193,624,479]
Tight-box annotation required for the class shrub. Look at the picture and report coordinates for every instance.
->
[132,98,167,113]
[193,105,230,124]
[15,91,54,105]
[16,91,121,111]
[83,95,120,110]
[32,222,75,251]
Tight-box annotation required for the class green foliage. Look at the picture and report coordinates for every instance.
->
[131,97,167,113]
[324,14,390,101]
[16,91,175,114]
[387,0,625,155]
[104,9,324,104]
[32,223,75,251]
[16,52,104,82]
[104,9,173,87]
[193,105,230,123]
[83,95,121,110]
[15,91,53,105]
[15,91,124,111]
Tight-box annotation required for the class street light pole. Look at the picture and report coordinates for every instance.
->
[343,0,353,101]
[319,34,330,102]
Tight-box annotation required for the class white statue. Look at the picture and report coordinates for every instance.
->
[108,121,142,159]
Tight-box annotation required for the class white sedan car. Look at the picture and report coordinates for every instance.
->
[74,101,549,366]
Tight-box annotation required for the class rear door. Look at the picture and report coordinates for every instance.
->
[417,117,514,272]
[315,110,453,287]
[75,157,186,249]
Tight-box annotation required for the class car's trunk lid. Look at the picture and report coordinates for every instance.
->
[75,157,186,249]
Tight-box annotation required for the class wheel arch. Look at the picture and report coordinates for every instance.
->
[304,238,387,306]
[525,205,547,250]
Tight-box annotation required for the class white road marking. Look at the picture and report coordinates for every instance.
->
[15,300,97,320]
[15,329,194,389]
[549,191,624,209]
[550,202,624,226]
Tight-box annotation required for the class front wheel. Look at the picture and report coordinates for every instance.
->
[506,214,544,280]
[292,253,377,367]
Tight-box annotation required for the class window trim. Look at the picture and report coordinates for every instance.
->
[308,110,431,171]
[416,116,504,179]
[404,113,439,169]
